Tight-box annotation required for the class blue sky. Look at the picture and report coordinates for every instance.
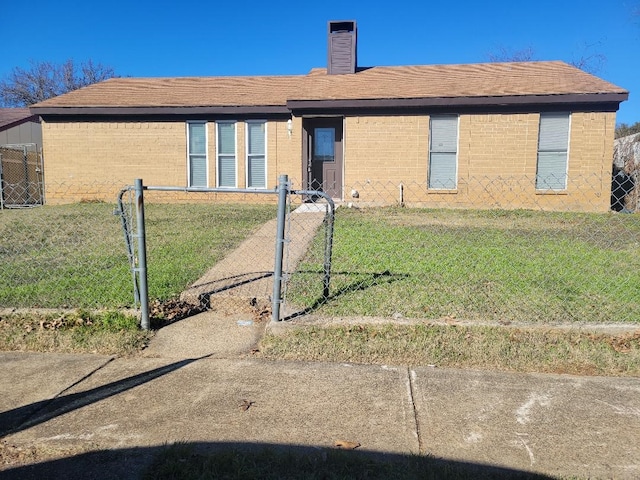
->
[2,0,638,124]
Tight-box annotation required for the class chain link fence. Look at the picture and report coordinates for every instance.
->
[1,184,131,309]
[0,144,44,208]
[283,176,640,325]
[0,181,282,313]
[2,176,639,327]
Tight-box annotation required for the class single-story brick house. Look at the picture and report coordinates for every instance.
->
[30,21,628,211]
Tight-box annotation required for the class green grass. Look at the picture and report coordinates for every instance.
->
[287,207,640,324]
[3,203,640,325]
[0,203,275,309]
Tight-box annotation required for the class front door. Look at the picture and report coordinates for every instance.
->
[303,118,343,199]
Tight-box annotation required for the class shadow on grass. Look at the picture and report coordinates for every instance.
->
[282,270,408,321]
[1,441,557,480]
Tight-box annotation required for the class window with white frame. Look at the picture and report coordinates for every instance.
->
[428,115,459,189]
[216,121,236,188]
[536,112,570,190]
[246,121,267,188]
[187,122,207,187]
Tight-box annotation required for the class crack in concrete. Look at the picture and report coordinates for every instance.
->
[406,367,425,454]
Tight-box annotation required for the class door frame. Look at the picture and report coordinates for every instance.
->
[302,116,344,200]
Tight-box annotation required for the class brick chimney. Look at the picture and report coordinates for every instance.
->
[327,21,357,75]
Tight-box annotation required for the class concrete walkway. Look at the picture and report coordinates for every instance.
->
[180,204,327,314]
[2,206,640,479]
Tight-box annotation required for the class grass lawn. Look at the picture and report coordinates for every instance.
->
[2,203,639,376]
[286,207,640,324]
[0,202,276,309]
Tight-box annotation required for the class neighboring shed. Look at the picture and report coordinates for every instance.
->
[30,21,628,212]
[0,108,44,208]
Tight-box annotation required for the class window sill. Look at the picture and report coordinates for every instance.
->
[427,189,458,194]
[535,190,568,195]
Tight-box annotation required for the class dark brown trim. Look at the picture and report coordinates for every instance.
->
[37,114,293,123]
[294,103,623,117]
[287,93,628,111]
[0,114,40,132]
[29,105,291,116]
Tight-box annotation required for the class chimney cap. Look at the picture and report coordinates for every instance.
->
[328,20,357,33]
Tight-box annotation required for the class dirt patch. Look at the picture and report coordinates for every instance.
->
[149,298,208,327]
[0,439,95,471]
[151,296,271,328]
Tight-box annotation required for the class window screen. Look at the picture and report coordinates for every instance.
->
[188,122,207,187]
[536,113,570,190]
[247,121,266,188]
[429,115,458,189]
[217,122,236,188]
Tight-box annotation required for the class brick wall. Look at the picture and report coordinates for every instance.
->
[42,118,302,202]
[342,112,615,211]
[41,111,615,211]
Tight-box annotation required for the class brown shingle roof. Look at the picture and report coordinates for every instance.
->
[0,108,39,130]
[30,61,627,111]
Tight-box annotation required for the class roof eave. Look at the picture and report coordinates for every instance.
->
[0,114,40,131]
[30,105,292,116]
[29,92,629,117]
[286,92,629,111]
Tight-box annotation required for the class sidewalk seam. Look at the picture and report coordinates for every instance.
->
[407,366,425,455]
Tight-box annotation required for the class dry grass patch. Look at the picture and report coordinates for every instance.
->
[0,439,97,471]
[0,310,151,355]
[259,323,640,377]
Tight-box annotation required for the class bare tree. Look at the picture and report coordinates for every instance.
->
[486,42,606,75]
[0,59,117,107]
[616,122,640,139]
[486,45,537,63]
[568,41,606,75]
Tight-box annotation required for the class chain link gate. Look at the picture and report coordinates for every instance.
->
[0,144,44,209]
[116,176,335,328]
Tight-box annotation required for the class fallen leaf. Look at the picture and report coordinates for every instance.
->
[334,440,360,450]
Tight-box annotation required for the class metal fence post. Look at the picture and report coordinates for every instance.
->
[134,179,150,330]
[323,203,335,299]
[272,174,289,322]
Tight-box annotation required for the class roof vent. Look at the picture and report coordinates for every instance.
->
[328,21,357,75]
